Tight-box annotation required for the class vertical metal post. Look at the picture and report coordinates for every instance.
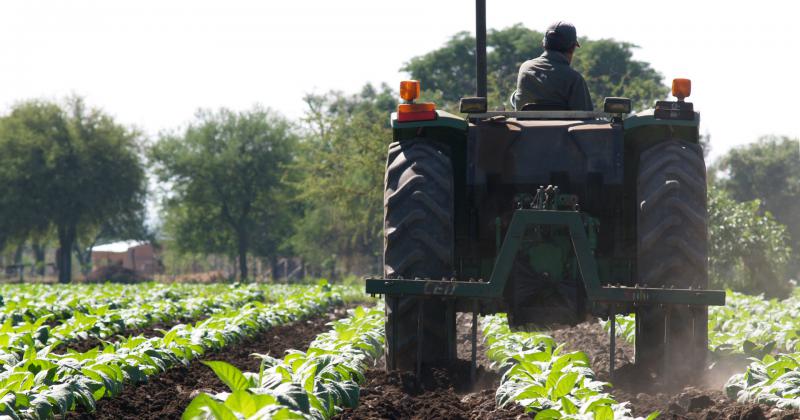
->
[390,296,399,370]
[609,306,616,381]
[475,0,487,98]
[663,306,672,385]
[416,300,424,380]
[471,300,478,384]
[446,299,456,361]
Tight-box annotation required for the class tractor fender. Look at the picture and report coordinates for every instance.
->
[390,110,468,142]
[623,108,701,148]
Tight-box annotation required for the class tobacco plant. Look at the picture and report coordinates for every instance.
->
[183,305,384,420]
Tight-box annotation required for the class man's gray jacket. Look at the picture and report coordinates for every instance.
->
[513,50,593,111]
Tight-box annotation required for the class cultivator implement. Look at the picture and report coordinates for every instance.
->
[367,208,726,380]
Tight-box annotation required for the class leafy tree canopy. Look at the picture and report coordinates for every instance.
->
[151,106,296,280]
[0,97,146,282]
[290,84,395,275]
[708,186,792,297]
[714,136,800,272]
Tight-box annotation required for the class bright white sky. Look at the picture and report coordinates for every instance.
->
[1,0,798,162]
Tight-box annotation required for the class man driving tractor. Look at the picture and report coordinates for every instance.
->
[513,21,593,111]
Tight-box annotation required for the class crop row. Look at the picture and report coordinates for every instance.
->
[0,282,279,324]
[184,304,384,420]
[482,314,655,420]
[0,283,307,354]
[0,283,346,419]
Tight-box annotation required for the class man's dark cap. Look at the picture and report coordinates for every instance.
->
[543,21,580,52]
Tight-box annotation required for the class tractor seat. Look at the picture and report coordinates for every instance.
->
[520,103,568,111]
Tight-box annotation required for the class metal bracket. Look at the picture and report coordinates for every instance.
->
[366,209,725,308]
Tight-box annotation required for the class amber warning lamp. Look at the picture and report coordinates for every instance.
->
[672,78,691,101]
[397,80,437,122]
[655,78,694,120]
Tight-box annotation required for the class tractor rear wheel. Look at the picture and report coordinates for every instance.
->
[636,139,708,380]
[383,139,456,371]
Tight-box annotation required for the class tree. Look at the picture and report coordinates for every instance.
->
[714,136,800,273]
[403,24,669,111]
[151,106,296,281]
[291,84,395,276]
[0,97,146,283]
[708,186,792,297]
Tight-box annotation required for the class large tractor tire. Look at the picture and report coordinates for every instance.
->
[383,139,456,371]
[636,139,708,379]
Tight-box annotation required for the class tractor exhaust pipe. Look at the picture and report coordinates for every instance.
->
[475,0,487,98]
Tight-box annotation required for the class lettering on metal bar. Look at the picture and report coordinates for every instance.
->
[623,288,650,302]
[424,281,457,295]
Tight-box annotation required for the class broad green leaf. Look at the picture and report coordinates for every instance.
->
[552,372,579,399]
[533,408,561,419]
[182,393,237,420]
[202,361,252,392]
[645,411,661,420]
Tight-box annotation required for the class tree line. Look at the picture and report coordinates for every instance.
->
[0,25,797,295]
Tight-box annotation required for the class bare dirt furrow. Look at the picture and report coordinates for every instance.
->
[68,304,355,420]
[334,314,530,420]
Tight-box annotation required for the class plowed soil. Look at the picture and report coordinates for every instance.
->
[334,314,530,420]
[66,309,800,419]
[68,305,355,420]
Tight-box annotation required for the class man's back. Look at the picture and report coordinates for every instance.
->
[514,50,593,111]
[512,21,593,111]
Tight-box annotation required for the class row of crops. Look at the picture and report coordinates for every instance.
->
[0,282,796,419]
[0,281,363,418]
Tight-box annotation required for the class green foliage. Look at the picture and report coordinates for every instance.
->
[714,136,800,273]
[151,106,297,280]
[290,84,395,275]
[0,97,146,283]
[482,314,643,419]
[726,352,800,408]
[184,304,383,419]
[0,283,345,418]
[402,24,669,111]
[708,186,792,297]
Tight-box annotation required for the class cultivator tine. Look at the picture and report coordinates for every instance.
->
[663,306,672,386]
[470,300,478,384]
[446,299,456,361]
[390,296,399,371]
[416,300,424,380]
[609,306,616,382]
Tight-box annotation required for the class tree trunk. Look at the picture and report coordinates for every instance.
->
[73,243,93,276]
[13,243,24,283]
[237,231,248,281]
[57,224,76,284]
[32,242,46,276]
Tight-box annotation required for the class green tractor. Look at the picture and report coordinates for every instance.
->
[366,0,725,383]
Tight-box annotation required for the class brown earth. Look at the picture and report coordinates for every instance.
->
[549,320,800,420]
[334,314,531,420]
[65,310,800,420]
[67,305,355,420]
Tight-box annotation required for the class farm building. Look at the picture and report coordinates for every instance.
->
[91,240,159,275]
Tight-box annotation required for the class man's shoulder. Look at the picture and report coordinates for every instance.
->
[519,56,545,70]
